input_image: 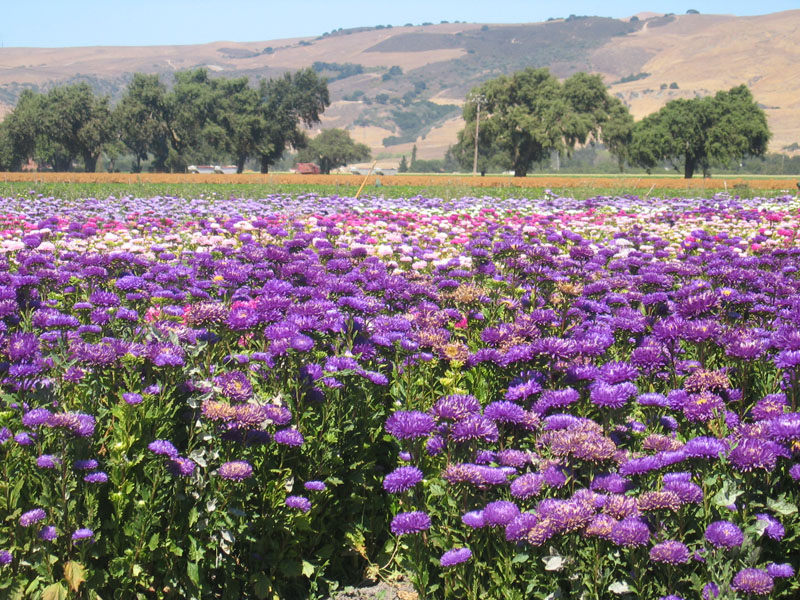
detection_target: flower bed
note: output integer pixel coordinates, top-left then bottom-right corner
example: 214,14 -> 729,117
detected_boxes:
0,191 -> 799,599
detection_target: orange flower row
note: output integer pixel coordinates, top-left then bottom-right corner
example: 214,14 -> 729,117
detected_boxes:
1,171 -> 796,192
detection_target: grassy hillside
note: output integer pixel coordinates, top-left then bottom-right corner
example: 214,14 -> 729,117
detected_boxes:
1,11 -> 799,159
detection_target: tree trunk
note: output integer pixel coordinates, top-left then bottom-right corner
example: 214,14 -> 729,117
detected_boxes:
83,153 -> 99,173
260,156 -> 269,174
683,158 -> 695,179
514,166 -> 527,177
236,155 -> 246,174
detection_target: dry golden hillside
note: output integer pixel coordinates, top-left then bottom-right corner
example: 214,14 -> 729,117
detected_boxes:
1,12 -> 798,158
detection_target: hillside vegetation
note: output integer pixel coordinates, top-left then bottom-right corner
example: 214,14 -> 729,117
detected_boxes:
1,11 -> 799,159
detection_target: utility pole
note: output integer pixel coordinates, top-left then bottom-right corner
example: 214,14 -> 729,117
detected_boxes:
469,93 -> 486,176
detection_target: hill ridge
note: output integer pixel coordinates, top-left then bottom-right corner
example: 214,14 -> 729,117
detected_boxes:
1,12 -> 799,160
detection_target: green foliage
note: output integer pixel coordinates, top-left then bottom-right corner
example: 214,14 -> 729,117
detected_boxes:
311,62 -> 365,82
2,84 -> 114,172
2,68 -> 329,174
257,68 -> 330,173
382,101 -> 460,146
296,129 -> 371,174
455,68 -> 631,176
612,72 -> 651,84
628,85 -> 771,178
114,73 -> 170,172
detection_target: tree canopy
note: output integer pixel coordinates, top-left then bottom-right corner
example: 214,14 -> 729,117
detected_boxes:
296,129 -> 370,174
627,85 -> 771,178
1,67 -> 329,173
455,68 -> 632,176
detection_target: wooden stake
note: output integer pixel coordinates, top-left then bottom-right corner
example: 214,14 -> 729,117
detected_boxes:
355,160 -> 378,198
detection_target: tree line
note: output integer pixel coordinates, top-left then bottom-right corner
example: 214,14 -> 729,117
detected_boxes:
452,68 -> 772,178
0,68 -> 330,173
0,65 -> 774,178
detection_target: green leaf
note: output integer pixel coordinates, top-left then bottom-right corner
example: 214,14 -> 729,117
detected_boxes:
187,562 -> 200,588
42,583 -> 68,600
252,573 -> 270,600
148,532 -> 160,551
766,498 -> 798,516
511,552 -> 529,564
63,561 -> 86,593
712,484 -> 742,507
301,560 -> 314,578
279,560 -> 302,578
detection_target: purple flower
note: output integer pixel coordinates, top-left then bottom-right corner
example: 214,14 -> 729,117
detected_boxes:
541,499 -> 594,533
590,382 -> 637,409
619,455 -> 662,476
505,379 -> 542,402
609,518 -> 650,547
38,526 -> 58,541
122,393 -> 143,405
729,438 -> 782,472
20,508 -> 46,527
702,582 -> 720,600
148,439 -> 179,458
705,520 -> 744,549
683,436 -> 727,459
304,480 -> 327,491
71,528 -> 94,544
534,388 -> 580,414
83,472 -> 108,483
649,540 -> 690,564
755,513 -> 785,540
0,550 -> 12,565
168,457 -> 197,477
769,413 -> 800,441
390,511 -> 431,535
214,371 -> 253,403
218,460 -> 253,481
439,547 -> 472,567
461,510 -> 486,528
510,472 -> 545,499
15,432 -> 34,446
766,563 -> 795,578
285,495 -> 312,513
483,501 -> 520,526
590,473 -> 630,494
274,428 -> 305,447
147,342 -> 185,367
483,401 -> 526,424
731,568 -> 773,596
383,466 -> 423,493
450,415 -> 499,443
583,514 -> 616,540
22,408 -> 52,427
505,513 -> 539,541
74,459 -> 99,471
385,411 -> 436,440
7,332 -> 40,362
431,394 -> 481,421
543,465 -> 568,488
37,454 -> 61,469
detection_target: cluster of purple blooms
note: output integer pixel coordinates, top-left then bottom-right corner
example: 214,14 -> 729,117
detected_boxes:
1,192 -> 800,597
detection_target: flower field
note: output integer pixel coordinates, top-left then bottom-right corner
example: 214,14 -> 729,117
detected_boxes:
1,189 -> 799,600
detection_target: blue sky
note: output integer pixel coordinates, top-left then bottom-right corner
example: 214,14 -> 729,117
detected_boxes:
2,1 -> 798,47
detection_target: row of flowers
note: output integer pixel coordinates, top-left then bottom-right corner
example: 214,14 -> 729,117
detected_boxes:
0,190 -> 798,599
